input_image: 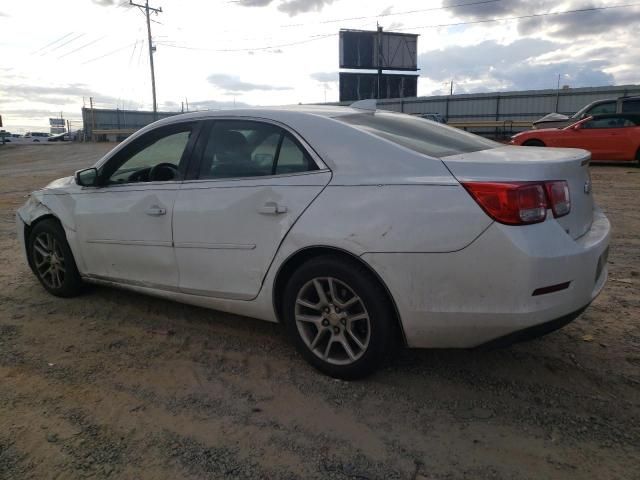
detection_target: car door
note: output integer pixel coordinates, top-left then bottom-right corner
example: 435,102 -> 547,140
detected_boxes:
172,118 -> 331,300
73,121 -> 200,287
580,116 -> 633,161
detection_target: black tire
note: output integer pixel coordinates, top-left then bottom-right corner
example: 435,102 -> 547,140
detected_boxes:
636,148 -> 640,167
282,255 -> 396,380
523,139 -> 546,147
27,218 -> 83,297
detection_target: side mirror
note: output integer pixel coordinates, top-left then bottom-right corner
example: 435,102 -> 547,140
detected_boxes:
572,122 -> 583,131
75,167 -> 98,187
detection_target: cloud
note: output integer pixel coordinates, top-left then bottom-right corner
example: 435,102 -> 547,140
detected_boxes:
235,0 -> 337,16
310,71 -> 338,83
207,74 -> 291,92
91,0 -> 132,8
1,108 -> 79,119
441,0 -> 553,18
518,5 -> 640,39
386,21 -> 403,31
235,0 -> 272,6
188,99 -> 252,110
278,0 -> 336,16
0,82 -> 136,109
418,38 -> 559,81
418,38 -> 616,92
442,0 -> 640,39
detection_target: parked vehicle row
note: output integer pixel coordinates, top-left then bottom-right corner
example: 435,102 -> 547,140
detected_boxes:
533,95 -> 640,129
511,113 -> 640,164
17,104 -> 610,378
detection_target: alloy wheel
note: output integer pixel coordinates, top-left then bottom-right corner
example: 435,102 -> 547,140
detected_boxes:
295,277 -> 371,365
32,232 -> 66,289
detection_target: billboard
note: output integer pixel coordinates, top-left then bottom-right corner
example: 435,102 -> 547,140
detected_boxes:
49,118 -> 65,127
339,73 -> 418,102
339,29 -> 418,71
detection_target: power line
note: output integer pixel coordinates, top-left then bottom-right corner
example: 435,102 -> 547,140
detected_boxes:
81,42 -> 138,64
280,0 -> 505,28
397,2 -> 640,31
155,33 -> 335,53
57,36 -> 107,59
41,33 -> 86,56
30,32 -> 76,55
158,1 -> 640,54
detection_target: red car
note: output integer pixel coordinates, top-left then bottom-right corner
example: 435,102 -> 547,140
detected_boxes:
511,113 -> 640,164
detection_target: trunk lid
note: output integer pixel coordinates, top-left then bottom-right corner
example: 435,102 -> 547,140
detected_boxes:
442,145 -> 594,239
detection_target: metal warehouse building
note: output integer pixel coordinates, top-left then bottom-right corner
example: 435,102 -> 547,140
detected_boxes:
82,84 -> 640,141
82,108 -> 181,141
337,84 -> 640,137
364,84 -> 640,120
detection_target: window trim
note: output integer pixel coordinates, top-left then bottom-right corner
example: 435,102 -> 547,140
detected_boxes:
186,117 -> 329,182
96,121 -> 202,187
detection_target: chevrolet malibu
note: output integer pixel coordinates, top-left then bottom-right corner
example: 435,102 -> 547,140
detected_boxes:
17,104 -> 610,379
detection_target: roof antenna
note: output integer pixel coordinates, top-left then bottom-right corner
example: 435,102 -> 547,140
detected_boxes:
350,99 -> 377,112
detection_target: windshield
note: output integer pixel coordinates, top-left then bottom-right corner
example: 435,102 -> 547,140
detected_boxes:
337,111 -> 498,158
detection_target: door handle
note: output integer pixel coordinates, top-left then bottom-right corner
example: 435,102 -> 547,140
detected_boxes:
145,206 -> 167,216
259,202 -> 287,215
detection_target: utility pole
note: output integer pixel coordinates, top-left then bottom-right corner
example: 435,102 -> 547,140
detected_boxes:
450,80 -> 454,96
555,73 -> 561,112
130,0 -> 162,119
89,96 -> 96,142
376,24 -> 383,100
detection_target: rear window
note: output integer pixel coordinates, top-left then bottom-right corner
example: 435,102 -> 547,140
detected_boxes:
336,111 -> 498,158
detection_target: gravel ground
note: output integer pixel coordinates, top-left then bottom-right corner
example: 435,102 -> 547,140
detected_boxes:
0,143 -> 639,480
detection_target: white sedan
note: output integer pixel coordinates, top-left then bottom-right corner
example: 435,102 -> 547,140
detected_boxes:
16,104 -> 610,378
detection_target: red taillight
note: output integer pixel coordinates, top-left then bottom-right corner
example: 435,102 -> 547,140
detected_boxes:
462,180 -> 571,226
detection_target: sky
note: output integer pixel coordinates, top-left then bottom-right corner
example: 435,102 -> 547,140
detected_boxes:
1,0 -> 640,132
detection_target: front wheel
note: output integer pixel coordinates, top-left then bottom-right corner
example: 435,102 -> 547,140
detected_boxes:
282,255 -> 396,379
28,219 -> 83,297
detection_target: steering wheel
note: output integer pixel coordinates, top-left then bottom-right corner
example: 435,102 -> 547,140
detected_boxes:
149,162 -> 178,181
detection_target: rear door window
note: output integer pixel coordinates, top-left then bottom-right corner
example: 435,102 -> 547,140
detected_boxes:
197,120 -> 318,179
622,100 -> 640,113
337,111 -> 497,158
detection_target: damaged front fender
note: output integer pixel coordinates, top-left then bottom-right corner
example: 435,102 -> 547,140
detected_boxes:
17,186 -> 77,232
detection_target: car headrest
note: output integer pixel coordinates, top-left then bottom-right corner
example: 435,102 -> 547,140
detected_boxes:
216,130 -> 247,152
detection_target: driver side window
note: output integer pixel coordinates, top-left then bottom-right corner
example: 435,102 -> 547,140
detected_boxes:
587,102 -> 616,116
107,126 -> 193,185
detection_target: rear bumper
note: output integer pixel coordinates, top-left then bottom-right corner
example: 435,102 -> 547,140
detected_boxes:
477,306 -> 587,349
362,208 -> 610,348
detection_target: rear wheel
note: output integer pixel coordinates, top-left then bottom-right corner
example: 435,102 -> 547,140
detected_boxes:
28,219 -> 83,297
523,139 -> 546,147
282,255 -> 395,379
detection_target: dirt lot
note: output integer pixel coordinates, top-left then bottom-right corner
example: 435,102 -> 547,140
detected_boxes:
0,143 -> 638,480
